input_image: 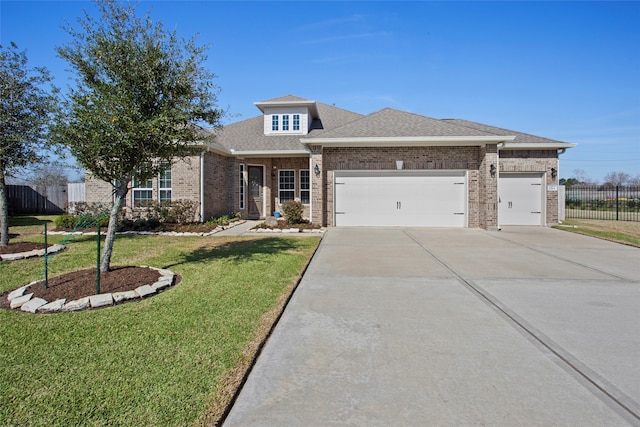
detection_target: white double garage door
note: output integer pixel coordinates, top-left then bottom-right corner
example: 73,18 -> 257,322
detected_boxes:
334,171 -> 543,227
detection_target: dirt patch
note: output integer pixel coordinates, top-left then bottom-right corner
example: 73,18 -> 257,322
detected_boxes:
0,266 -> 163,309
0,242 -> 54,255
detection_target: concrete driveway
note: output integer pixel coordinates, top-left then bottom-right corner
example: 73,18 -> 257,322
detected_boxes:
224,227 -> 640,426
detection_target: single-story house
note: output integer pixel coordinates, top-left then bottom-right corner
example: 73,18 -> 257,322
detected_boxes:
86,95 -> 576,228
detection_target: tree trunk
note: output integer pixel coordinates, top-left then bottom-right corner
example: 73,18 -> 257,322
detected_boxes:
0,173 -> 9,247
99,182 -> 129,272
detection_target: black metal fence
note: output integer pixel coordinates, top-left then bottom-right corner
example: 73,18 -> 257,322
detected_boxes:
565,185 -> 640,222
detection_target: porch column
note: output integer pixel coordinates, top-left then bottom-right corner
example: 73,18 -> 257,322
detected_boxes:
310,145 -> 324,226
480,144 -> 499,229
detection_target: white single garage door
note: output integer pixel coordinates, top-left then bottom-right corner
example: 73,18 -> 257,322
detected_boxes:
499,173 -> 544,225
334,171 -> 467,227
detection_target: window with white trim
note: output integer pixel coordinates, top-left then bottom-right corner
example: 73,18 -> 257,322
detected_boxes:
300,169 -> 310,204
278,170 -> 295,203
293,114 -> 300,131
271,115 -> 279,131
239,164 -> 245,210
159,163 -> 171,202
282,114 -> 289,131
132,176 -> 153,207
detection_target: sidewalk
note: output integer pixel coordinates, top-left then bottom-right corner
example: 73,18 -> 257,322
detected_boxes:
214,220 -> 262,236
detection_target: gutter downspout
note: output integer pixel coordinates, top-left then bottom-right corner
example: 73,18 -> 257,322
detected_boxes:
557,148 -> 566,223
557,148 -> 566,186
309,155 -> 313,225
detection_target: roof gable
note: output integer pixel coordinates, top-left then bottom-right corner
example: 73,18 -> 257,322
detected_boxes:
256,95 -> 311,103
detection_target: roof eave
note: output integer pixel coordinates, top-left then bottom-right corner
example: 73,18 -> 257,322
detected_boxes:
499,142 -> 577,150
190,140 -> 233,156
254,100 -> 320,118
229,149 -> 311,158
300,136 -> 516,147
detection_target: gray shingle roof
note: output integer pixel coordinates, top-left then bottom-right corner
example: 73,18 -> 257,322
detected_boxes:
441,119 -> 568,145
211,101 -> 364,152
310,108 -> 498,139
256,94 -> 311,103
207,96 -> 570,152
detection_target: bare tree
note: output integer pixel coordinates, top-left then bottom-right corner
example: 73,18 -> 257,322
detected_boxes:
570,169 -> 596,186
29,163 -> 69,187
603,171 -> 632,186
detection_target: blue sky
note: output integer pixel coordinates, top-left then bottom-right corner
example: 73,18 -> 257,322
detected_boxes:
2,1 -> 639,183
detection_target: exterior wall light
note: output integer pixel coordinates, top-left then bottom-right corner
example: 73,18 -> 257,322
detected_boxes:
490,164 -> 496,177
551,167 -> 557,179
314,163 -> 320,176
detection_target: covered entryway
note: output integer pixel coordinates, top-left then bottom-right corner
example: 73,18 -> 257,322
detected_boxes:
499,173 -> 544,225
334,171 -> 467,227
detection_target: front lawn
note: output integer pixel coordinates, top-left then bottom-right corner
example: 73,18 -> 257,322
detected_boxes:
0,221 -> 320,426
555,219 -> 640,248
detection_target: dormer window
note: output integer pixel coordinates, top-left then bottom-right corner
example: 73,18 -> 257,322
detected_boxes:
257,98 -> 318,135
269,113 -> 301,134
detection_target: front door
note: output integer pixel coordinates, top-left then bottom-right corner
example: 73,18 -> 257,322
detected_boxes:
248,166 -> 264,219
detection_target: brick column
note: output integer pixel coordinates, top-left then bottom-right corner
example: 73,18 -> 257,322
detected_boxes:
480,144 -> 499,229
310,145 -> 324,226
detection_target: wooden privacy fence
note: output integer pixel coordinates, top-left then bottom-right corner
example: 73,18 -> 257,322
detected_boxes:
7,185 -> 66,214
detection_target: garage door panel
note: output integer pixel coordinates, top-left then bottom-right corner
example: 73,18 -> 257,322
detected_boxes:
499,174 -> 543,226
335,172 -> 466,227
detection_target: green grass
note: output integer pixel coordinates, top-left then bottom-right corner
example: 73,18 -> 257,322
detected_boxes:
555,219 -> 640,248
1,220 -> 320,426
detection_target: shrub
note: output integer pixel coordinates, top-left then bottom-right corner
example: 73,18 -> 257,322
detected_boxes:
205,212 -> 240,227
281,200 -> 304,226
55,213 -> 77,229
55,204 -> 111,230
165,200 -> 199,224
132,199 -> 199,224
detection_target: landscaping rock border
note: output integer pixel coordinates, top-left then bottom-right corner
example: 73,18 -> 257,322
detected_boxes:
0,244 -> 66,261
251,228 -> 325,234
5,266 -> 176,314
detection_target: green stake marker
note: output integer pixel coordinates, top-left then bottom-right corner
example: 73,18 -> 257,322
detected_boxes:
96,225 -> 101,295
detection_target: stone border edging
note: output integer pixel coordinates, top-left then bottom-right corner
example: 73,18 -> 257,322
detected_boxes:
251,228 -> 325,234
0,244 -> 66,261
5,266 -> 176,314
46,219 -> 248,237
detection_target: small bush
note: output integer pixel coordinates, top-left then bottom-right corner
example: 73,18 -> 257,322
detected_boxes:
55,213 -> 77,229
55,204 -> 111,230
281,200 -> 304,225
129,200 -> 199,224
205,212 -> 240,227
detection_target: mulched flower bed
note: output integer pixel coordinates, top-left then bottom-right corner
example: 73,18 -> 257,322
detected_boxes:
0,266 -> 162,310
0,242 -> 54,255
